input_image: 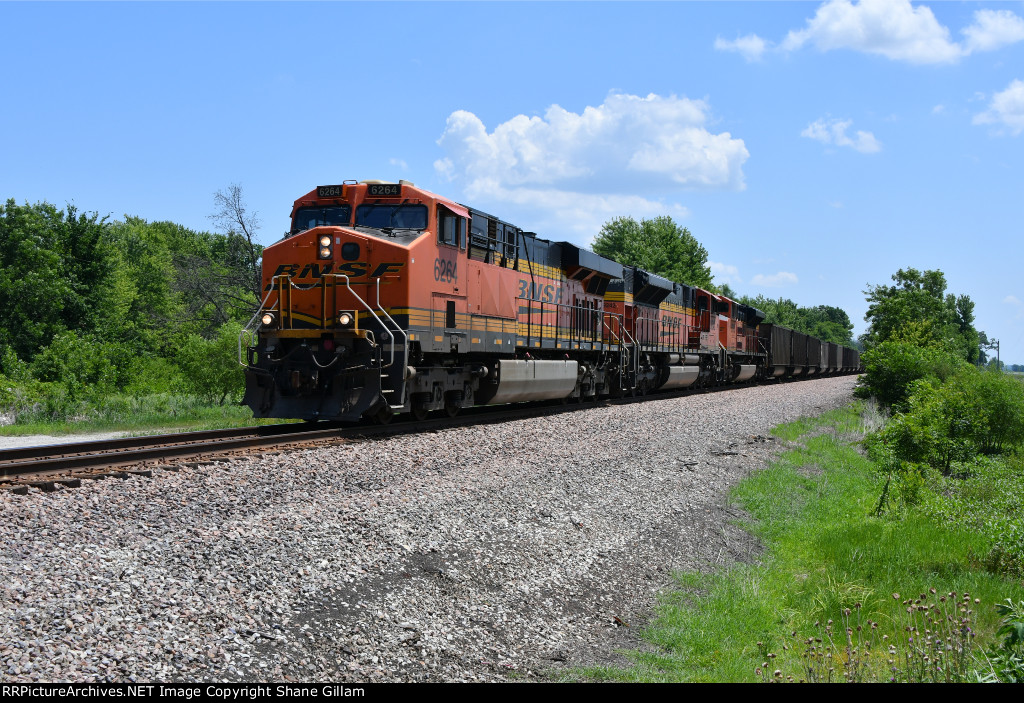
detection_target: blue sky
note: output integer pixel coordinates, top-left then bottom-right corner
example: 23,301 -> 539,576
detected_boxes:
2,1 -> 1023,362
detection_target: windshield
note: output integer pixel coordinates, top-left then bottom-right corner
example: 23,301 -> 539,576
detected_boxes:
292,205 -> 351,233
355,204 -> 427,230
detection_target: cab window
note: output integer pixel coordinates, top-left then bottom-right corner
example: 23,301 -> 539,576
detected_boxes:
292,205 -> 351,233
438,209 -> 466,249
355,204 -> 427,230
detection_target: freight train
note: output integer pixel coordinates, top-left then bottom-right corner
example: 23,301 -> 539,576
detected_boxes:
240,180 -> 860,423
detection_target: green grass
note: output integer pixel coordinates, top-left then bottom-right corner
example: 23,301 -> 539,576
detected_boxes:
0,393 -> 292,437
576,402 -> 1024,682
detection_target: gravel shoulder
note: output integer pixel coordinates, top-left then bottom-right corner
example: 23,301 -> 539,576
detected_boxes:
0,376 -> 857,682
0,432 -> 130,451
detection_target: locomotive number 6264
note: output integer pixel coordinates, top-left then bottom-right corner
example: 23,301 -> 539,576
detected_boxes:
433,257 -> 457,283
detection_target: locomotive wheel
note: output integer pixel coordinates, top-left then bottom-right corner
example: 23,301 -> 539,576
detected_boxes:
410,406 -> 430,421
373,406 -> 394,425
444,401 -> 461,418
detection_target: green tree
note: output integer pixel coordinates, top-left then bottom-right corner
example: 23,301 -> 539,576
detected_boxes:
0,200 -> 115,359
592,215 -> 713,289
861,268 -> 979,362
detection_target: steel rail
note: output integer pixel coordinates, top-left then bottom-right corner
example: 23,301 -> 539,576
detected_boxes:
0,423 -> 324,470
0,374 -> 854,490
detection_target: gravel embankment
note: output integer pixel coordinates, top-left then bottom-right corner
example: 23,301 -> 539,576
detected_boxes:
0,376 -> 857,682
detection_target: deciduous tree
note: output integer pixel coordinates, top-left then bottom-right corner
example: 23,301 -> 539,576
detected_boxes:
861,268 -> 979,362
592,216 -> 713,290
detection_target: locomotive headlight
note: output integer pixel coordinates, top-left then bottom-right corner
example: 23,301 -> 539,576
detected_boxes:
318,235 -> 333,260
338,311 -> 354,327
261,312 -> 276,327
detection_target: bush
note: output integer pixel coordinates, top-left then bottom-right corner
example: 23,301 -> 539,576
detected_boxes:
28,331 -> 139,400
968,369 -> 1024,453
869,366 -> 1024,477
121,356 -> 187,396
174,321 -> 245,404
856,339 -> 966,411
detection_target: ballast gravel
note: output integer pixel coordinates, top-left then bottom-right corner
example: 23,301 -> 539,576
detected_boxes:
0,375 -> 857,682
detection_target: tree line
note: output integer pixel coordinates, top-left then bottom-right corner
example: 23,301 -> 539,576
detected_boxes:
0,194 -> 261,420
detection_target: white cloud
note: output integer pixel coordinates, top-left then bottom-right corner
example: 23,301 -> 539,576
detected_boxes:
714,34 -> 769,61
709,261 -> 743,285
932,104 -> 945,114
973,79 -> 1024,136
750,271 -> 799,287
435,93 -> 749,239
389,158 -> 409,171
801,118 -> 882,153
781,0 -> 961,64
723,0 -> 1024,65
962,9 -> 1024,53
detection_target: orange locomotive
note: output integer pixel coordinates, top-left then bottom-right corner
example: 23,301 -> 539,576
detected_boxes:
241,180 -> 855,423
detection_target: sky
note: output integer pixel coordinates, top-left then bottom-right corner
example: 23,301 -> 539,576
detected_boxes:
2,1 -> 1023,363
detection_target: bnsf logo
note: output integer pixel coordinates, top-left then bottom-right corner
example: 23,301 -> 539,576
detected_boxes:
265,262 -> 404,289
518,280 -> 562,303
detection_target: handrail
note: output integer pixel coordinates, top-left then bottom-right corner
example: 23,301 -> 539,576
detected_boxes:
619,324 -> 639,379
600,312 -> 623,346
238,285 -> 278,367
373,277 -> 408,378
240,273 -> 407,370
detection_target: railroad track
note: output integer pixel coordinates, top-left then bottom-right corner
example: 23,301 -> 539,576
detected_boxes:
0,375 -> 847,494
0,402 -> 571,492
0,421 -> 411,489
